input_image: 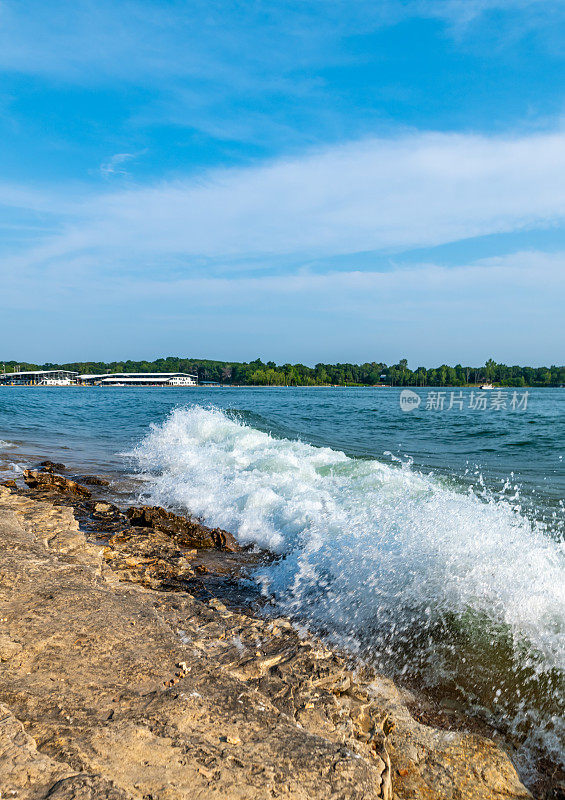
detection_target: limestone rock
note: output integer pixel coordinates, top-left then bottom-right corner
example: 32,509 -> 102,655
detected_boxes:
38,460 -> 66,472
23,469 -> 91,498
127,504 -> 240,551
79,475 -> 111,487
0,701 -> 74,798
0,486 -> 535,800
41,774 -> 133,799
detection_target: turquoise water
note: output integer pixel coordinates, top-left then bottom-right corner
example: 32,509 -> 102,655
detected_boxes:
1,386 -> 564,766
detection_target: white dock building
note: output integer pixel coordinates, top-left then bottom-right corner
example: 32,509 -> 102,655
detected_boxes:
78,372 -> 198,386
0,370 -> 198,387
0,370 -> 78,386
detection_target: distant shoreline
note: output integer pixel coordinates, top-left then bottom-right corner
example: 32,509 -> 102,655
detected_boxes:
0,382 -> 560,389
2,357 -> 563,389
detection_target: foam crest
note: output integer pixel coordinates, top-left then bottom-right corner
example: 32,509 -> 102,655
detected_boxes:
132,405 -> 565,763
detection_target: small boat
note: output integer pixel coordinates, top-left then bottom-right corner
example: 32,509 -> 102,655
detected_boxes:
480,383 -> 494,390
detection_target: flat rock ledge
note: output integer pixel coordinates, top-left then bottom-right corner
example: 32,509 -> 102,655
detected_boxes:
0,486 -> 532,800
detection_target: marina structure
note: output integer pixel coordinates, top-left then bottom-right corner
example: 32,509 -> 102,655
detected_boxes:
0,370 -> 78,386
0,371 -> 198,386
78,372 -> 198,386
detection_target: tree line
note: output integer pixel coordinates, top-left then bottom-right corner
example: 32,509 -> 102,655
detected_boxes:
2,357 -> 564,386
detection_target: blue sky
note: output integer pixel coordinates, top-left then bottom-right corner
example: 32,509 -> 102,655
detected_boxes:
1,0 -> 564,366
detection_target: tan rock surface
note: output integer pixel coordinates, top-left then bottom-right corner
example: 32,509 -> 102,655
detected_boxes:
0,486 -> 532,799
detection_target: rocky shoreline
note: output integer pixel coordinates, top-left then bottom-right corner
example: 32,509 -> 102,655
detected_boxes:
0,462 -> 554,799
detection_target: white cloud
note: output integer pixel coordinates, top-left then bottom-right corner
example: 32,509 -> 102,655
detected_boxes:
2,247 -> 563,364
125,249 -> 565,308
100,152 -> 138,178
2,127 -> 565,365
0,0 -> 560,84
7,129 -> 565,272
418,0 -> 551,25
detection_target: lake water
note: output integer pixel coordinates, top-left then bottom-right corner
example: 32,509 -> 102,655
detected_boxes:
1,386 -> 563,768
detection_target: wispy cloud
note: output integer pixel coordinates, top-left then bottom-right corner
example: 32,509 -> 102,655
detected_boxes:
1,0 -> 563,170
0,0 -> 561,84
419,0 -> 553,25
100,152 -> 136,178
1,126 -> 564,363
1,1 -> 563,362
100,151 -> 146,179
7,129 -> 565,275
3,246 -> 563,364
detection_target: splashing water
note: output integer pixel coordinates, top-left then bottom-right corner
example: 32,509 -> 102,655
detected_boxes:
132,405 -> 565,765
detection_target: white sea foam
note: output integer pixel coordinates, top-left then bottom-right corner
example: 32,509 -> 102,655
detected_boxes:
132,405 -> 565,763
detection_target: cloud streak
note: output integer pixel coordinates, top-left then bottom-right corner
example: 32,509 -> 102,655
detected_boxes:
0,0 -> 561,84
2,126 -> 564,364
1,1 -> 564,363
6,129 -> 565,275
100,152 -> 139,178
3,247 -> 563,364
